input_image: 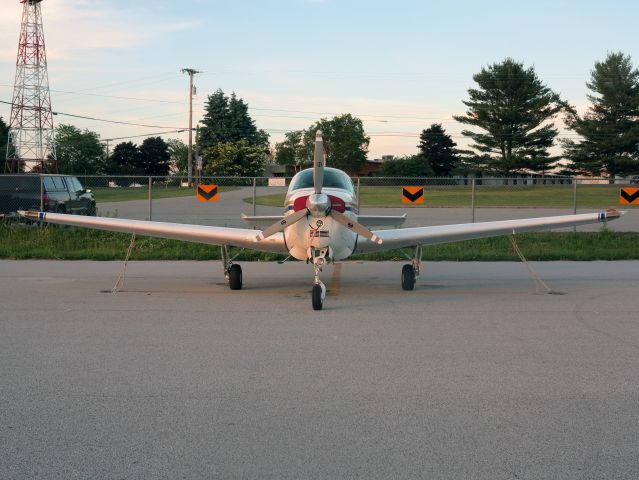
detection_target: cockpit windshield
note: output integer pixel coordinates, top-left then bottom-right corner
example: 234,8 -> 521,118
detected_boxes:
289,168 -> 355,193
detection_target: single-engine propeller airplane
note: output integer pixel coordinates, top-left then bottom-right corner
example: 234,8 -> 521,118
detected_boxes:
20,131 -> 624,310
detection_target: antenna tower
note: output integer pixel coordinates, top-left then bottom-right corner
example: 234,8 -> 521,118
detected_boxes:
5,0 -> 57,173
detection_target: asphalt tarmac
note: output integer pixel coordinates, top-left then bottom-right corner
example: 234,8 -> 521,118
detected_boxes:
2,260 -> 639,479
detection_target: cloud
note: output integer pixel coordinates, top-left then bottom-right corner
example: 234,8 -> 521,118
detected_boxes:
0,0 -> 199,62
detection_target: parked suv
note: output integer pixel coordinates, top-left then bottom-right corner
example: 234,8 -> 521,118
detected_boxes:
0,174 -> 96,216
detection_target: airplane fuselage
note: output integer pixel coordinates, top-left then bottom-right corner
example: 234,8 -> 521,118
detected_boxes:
283,187 -> 358,261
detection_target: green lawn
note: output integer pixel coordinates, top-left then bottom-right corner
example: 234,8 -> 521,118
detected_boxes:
1,222 -> 637,261
92,185 -> 236,203
249,184 -> 633,208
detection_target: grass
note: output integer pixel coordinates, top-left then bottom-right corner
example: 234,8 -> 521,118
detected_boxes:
91,185 -> 237,203
1,221 -> 637,261
249,184 -> 634,208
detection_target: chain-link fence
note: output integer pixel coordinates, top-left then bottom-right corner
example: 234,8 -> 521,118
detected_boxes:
1,174 -> 637,231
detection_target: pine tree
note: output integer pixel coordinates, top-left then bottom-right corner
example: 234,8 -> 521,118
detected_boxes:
564,52 -> 639,178
199,89 -> 230,149
454,58 -> 565,176
199,89 -> 269,150
418,124 -> 458,176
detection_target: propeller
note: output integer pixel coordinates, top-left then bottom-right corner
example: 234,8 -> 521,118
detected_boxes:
256,130 -> 382,245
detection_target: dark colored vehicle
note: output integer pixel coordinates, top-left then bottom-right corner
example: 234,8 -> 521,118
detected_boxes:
0,174 -> 96,216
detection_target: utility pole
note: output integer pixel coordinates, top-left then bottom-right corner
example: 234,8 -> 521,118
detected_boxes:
181,68 -> 200,186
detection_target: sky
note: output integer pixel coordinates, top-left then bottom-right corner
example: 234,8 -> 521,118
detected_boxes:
0,0 -> 637,159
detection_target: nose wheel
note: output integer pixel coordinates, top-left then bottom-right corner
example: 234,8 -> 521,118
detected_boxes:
312,282 -> 326,310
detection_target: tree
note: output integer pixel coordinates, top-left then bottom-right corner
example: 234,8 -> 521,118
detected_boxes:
275,130 -> 305,169
379,155 -> 435,177
107,141 -> 141,175
0,116 -> 9,162
53,124 -> 104,174
301,114 -> 370,174
166,138 -> 188,174
563,52 -> 639,178
199,89 -> 229,148
201,140 -> 265,177
199,89 -> 269,150
418,124 -> 459,176
138,137 -> 171,176
454,58 -> 566,176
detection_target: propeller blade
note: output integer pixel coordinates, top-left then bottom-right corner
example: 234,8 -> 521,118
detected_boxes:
313,130 -> 324,195
255,208 -> 309,241
329,210 -> 383,245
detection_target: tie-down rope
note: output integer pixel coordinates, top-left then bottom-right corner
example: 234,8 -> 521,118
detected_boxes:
510,233 -> 558,295
111,233 -> 137,293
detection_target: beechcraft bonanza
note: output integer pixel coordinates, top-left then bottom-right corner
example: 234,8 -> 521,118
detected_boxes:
20,131 -> 624,310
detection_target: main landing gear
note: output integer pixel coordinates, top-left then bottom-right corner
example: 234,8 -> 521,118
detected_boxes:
401,245 -> 422,291
222,245 -> 243,290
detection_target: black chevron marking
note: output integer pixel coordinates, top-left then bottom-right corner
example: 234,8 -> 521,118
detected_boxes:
197,186 -> 218,200
402,188 -> 424,203
620,188 -> 639,204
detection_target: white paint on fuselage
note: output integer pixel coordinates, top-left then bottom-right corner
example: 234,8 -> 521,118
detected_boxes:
283,187 -> 358,261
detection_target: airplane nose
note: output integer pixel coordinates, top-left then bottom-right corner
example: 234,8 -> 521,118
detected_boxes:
306,193 -> 330,218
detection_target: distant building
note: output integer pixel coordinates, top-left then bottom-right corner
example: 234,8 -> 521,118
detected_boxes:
354,155 -> 393,177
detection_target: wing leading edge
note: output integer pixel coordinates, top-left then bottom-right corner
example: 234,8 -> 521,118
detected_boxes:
354,209 -> 625,254
19,211 -> 288,254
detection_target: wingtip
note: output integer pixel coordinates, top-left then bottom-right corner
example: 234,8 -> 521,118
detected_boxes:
18,210 -> 40,221
605,208 -> 624,219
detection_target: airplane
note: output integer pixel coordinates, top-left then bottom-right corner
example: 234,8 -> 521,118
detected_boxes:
20,131 -> 624,310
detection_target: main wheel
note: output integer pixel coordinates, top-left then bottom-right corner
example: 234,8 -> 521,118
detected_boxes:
401,264 -> 416,291
228,264 -> 242,290
312,284 -> 323,310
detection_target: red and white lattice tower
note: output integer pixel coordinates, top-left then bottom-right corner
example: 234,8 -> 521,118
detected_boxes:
5,0 -> 56,173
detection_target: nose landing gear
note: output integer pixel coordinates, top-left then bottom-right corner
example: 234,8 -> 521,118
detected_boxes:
309,247 -> 329,310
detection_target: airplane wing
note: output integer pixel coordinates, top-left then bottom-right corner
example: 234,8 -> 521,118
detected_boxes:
353,209 -> 624,254
19,211 -> 288,254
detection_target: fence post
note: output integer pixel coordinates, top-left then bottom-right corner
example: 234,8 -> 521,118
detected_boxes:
356,177 -> 361,214
573,177 -> 577,233
252,177 -> 257,216
40,174 -> 44,212
471,178 -> 476,223
148,176 -> 152,221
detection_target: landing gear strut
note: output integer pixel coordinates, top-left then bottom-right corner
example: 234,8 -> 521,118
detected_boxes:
401,245 -> 421,291
222,245 -> 243,290
310,247 -> 328,310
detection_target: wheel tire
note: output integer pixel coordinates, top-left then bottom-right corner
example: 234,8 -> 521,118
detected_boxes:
401,264 -> 415,291
312,284 -> 323,310
87,203 -> 96,216
228,264 -> 242,290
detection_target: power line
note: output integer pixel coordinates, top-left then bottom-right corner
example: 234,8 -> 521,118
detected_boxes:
0,100 -> 187,129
